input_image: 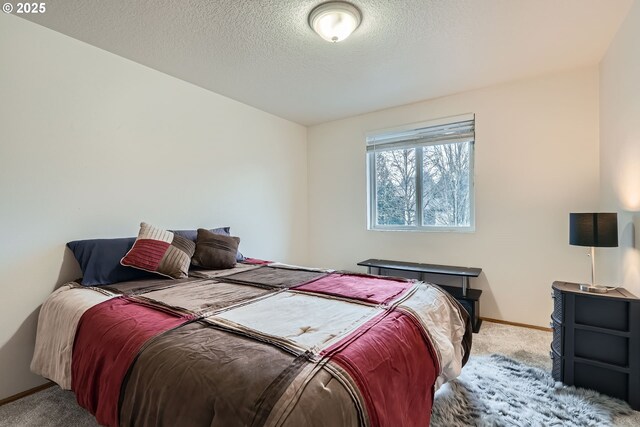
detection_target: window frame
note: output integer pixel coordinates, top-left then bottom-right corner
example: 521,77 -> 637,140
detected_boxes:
366,115 -> 476,232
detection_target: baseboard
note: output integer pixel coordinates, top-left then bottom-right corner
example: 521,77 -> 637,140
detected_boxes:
0,381 -> 54,407
481,317 -> 552,332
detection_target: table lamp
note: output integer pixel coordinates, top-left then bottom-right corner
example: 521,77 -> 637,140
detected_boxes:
569,212 -> 618,293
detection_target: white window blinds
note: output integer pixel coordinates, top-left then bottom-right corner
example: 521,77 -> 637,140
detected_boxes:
366,114 -> 475,152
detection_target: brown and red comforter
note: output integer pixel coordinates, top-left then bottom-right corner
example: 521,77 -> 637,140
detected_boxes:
31,262 -> 471,426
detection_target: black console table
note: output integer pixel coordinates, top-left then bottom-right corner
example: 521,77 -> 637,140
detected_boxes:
551,281 -> 639,410
357,259 -> 483,332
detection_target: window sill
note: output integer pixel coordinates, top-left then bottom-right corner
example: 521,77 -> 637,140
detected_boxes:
367,226 -> 476,233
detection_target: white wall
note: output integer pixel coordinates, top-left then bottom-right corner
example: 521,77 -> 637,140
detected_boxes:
308,68 -> 600,328
599,0 -> 640,297
0,14 -> 307,400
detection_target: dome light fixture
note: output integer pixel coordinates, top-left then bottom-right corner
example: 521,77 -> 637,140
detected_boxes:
309,1 -> 362,43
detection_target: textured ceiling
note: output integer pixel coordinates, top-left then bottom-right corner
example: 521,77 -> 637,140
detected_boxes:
19,0 -> 632,125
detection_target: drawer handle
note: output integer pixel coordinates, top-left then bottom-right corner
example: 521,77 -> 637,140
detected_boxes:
549,351 -> 554,360
551,291 -> 555,299
549,321 -> 554,328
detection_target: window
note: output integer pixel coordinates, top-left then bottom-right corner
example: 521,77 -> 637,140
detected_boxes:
366,114 -> 475,231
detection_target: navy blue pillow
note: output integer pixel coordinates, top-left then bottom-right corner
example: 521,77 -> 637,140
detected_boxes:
173,227 -> 245,262
172,227 -> 230,242
67,238 -> 156,286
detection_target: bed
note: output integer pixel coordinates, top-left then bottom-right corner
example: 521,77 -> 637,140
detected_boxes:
31,260 -> 471,426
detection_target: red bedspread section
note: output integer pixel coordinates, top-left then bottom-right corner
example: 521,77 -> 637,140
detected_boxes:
327,311 -> 439,427
242,258 -> 272,265
71,297 -> 192,427
294,273 -> 413,304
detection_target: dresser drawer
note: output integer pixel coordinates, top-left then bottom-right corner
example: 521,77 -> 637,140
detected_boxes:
550,346 -> 562,381
552,288 -> 563,321
550,317 -> 563,354
574,329 -> 629,366
575,295 -> 629,331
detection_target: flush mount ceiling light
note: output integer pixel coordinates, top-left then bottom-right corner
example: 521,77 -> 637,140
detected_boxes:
309,1 -> 362,43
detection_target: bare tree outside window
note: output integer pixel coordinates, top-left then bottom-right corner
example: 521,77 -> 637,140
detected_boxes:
368,115 -> 474,231
375,148 -> 416,226
423,141 -> 471,227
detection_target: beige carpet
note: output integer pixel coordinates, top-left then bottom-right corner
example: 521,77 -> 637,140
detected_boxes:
472,320 -> 640,427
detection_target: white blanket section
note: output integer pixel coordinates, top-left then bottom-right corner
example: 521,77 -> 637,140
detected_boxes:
210,291 -> 384,354
30,284 -> 115,389
399,284 -> 467,389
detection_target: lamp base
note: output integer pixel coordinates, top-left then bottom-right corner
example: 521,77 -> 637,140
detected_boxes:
579,284 -> 610,294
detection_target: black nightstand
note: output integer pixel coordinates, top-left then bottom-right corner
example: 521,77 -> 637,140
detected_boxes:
551,281 -> 640,410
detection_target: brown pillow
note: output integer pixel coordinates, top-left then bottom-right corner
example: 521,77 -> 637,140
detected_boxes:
191,228 -> 240,269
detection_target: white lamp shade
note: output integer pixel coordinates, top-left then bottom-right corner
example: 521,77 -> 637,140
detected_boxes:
309,2 -> 361,43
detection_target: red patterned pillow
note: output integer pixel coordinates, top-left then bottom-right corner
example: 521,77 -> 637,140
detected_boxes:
121,222 -> 196,279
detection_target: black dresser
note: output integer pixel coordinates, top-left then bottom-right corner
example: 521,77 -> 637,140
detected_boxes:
551,281 -> 640,410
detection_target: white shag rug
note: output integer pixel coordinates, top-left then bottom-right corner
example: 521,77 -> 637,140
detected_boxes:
431,354 -> 633,427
